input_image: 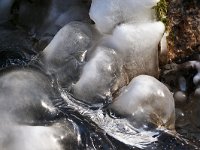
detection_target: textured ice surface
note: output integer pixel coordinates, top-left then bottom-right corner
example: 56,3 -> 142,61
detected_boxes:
102,22 -> 165,79
41,22 -> 94,88
90,0 -> 158,33
42,22 -> 92,70
72,46 -> 123,103
110,75 -> 175,129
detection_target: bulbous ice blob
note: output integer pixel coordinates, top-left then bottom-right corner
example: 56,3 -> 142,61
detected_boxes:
89,0 -> 158,33
72,46 -> 123,103
102,22 -> 165,80
42,22 -> 92,69
0,120 -> 78,150
0,68 -> 59,123
110,75 -> 175,129
41,22 -> 96,88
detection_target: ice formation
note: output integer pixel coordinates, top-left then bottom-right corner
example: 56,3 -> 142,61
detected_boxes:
71,0 -> 165,104
36,0 -> 171,131
0,0 -> 180,148
89,0 -> 158,33
110,75 -> 175,129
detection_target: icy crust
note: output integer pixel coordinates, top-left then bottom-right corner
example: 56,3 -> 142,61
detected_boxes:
103,22 -> 165,79
110,75 -> 175,129
89,0 -> 159,33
